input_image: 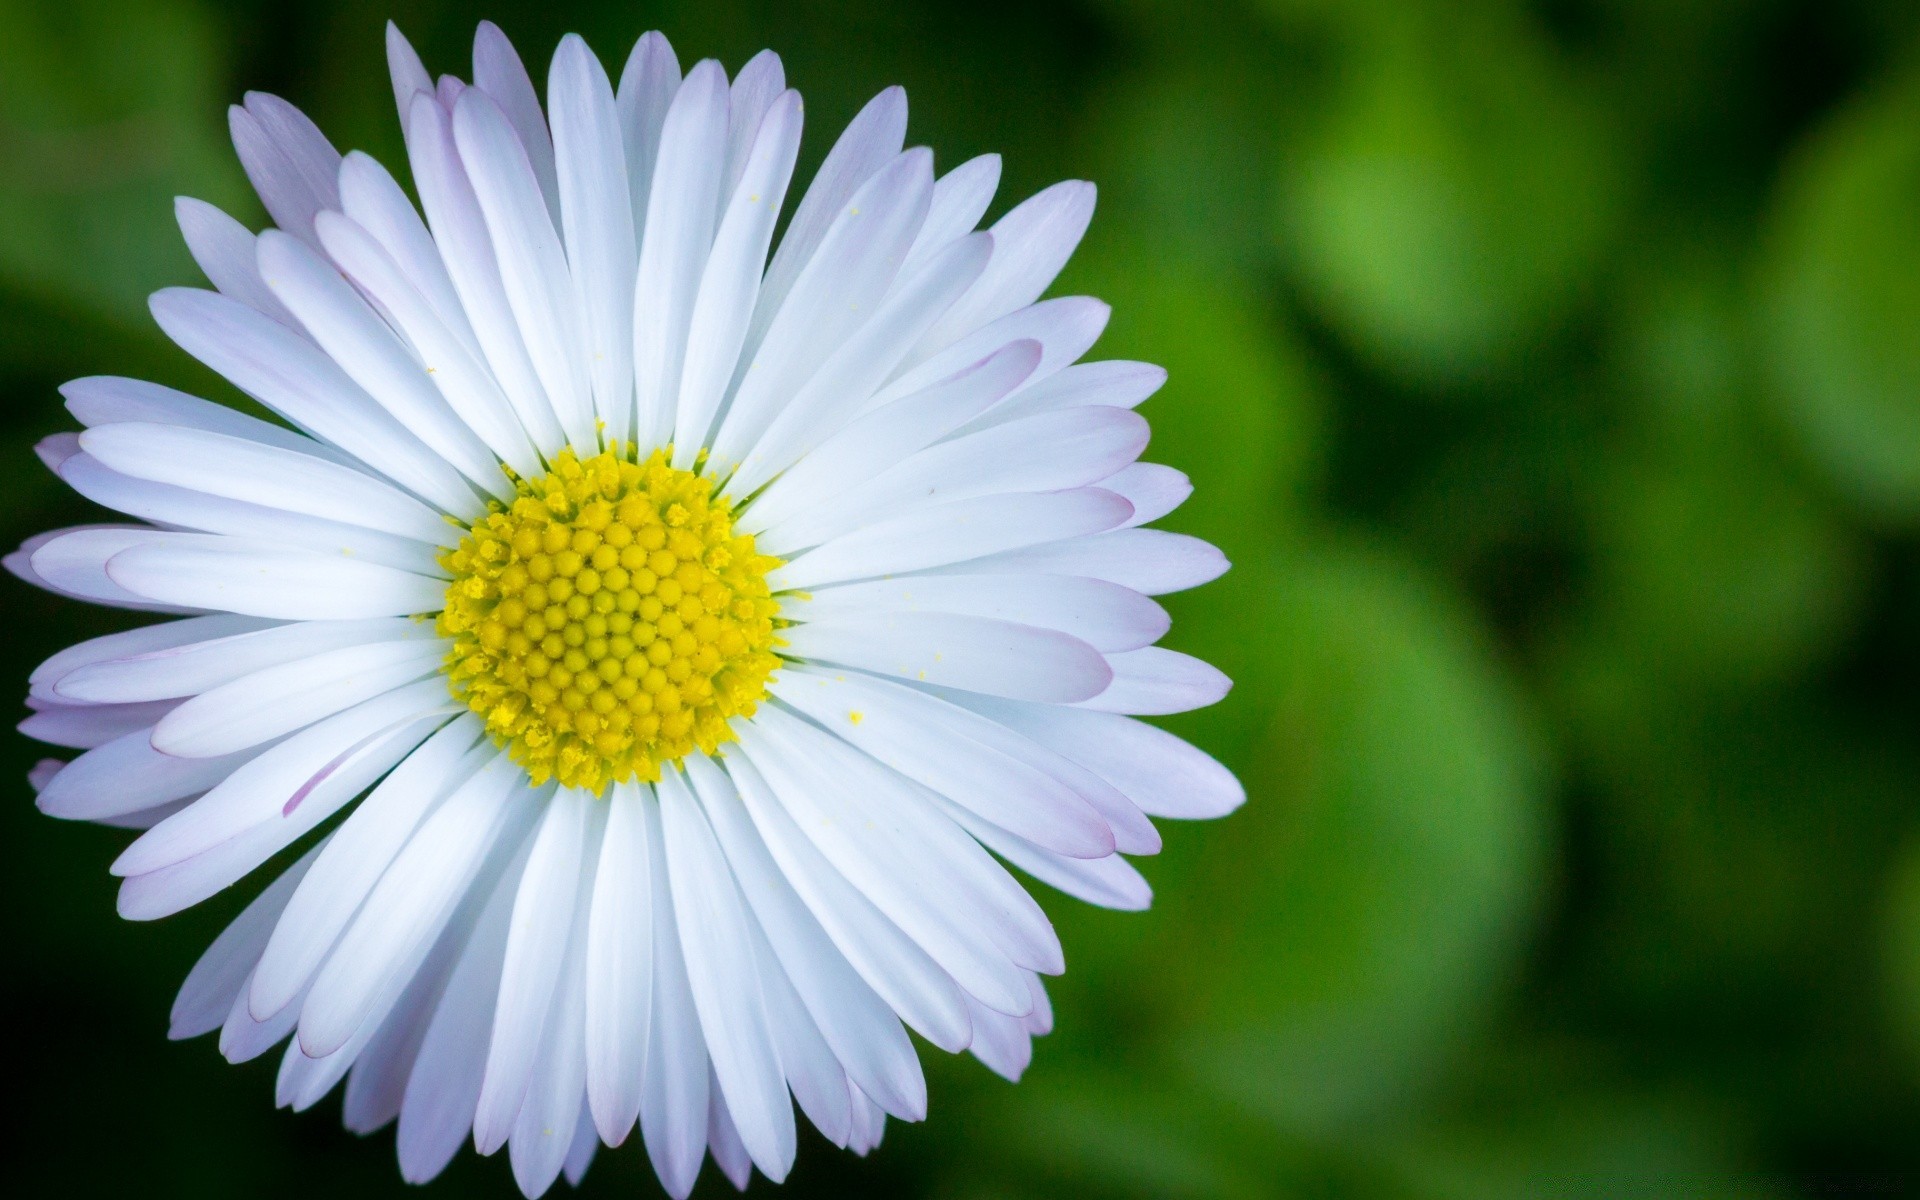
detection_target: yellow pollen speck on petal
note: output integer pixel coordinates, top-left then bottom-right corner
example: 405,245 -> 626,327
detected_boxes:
848,710 -> 864,725
438,445 -> 784,793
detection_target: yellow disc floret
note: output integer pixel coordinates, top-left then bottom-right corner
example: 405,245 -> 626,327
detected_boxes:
438,446 -> 783,793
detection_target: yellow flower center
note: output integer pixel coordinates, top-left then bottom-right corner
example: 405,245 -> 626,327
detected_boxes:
437,446 -> 782,793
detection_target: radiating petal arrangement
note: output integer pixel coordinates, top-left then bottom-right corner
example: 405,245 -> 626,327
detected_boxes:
11,19 -> 1240,1198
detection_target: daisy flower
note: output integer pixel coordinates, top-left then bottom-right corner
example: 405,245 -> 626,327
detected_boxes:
13,19 -> 1240,1198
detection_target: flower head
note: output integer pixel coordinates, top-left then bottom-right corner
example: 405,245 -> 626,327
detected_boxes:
13,19 -> 1240,1198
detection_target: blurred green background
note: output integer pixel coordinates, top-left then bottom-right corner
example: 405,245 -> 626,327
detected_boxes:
3,0 -> 1918,1194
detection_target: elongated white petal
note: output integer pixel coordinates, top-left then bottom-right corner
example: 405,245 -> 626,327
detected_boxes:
256,231 -> 502,491
35,726 -> 256,821
903,153 -> 1001,272
474,786 -> 591,1154
631,59 -> 730,450
32,614 -> 271,703
176,197 -> 301,328
106,535 -> 445,619
385,21 -> 431,135
171,842 -> 322,1040
670,90 -> 803,465
660,769 -> 796,1180
739,338 -> 1038,534
614,32 -> 681,239
300,754 -> 539,1058
783,612 -> 1111,703
21,698 -> 179,749
149,287 -> 478,514
56,617 -> 429,704
959,527 -> 1229,595
772,666 -> 1114,859
638,788 -> 710,1200
406,91 -> 567,452
230,92 -> 341,247
879,294 -> 1109,407
758,405 -> 1149,553
473,20 -> 560,218
743,86 -> 907,363
252,720 -> 487,1018
550,34 -> 638,445
1104,463 -> 1194,528
771,488 -> 1133,591
17,527 -> 193,612
114,680 -> 454,874
914,180 -> 1096,357
800,573 -> 1167,654
152,638 -> 447,758
60,376 -> 355,466
338,151 -> 479,356
584,780 -> 654,1146
687,755 -> 929,1115
965,359 -> 1167,430
455,89 -> 595,448
707,148 -> 934,473
81,422 -> 449,542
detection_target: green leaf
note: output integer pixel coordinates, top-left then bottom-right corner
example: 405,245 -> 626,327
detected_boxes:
1761,61 -> 1920,519
1164,540 -> 1549,1135
1273,5 -> 1625,384
0,0 -> 247,333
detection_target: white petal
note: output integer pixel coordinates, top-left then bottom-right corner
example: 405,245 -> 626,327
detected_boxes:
781,612 -> 1111,703
723,52 -> 786,204
32,614 -> 271,702
35,726 -> 254,821
81,422 -> 450,542
707,148 -> 934,473
913,180 -> 1096,357
743,87 -> 907,365
758,406 -> 1149,553
509,801 -> 602,1199
562,1101 -> 599,1186
17,526 -> 192,612
879,294 -> 1109,407
300,754 -> 540,1058
669,89 -> 803,465
722,228 -> 993,496
739,338 -> 1038,533
170,842 -> 321,1040
406,92 -> 568,453
963,992 -> 1034,1082
117,718 -> 436,921
939,800 -> 1151,912
316,210 -> 542,477
150,638 -> 446,757
113,680 -> 454,875
1103,463 -> 1194,528
630,60 -> 730,451
903,153 -> 1001,273
799,573 -> 1167,654
256,232 -> 501,491
659,769 -> 796,1181
58,454 -> 439,574
959,527 -> 1229,595
229,92 -> 341,247
749,923 -> 852,1148
706,1073 -> 753,1190
686,755 -> 928,1119
614,32 -> 682,239
723,753 -> 972,1054
385,22 -> 432,137
968,359 -> 1167,430
148,287 -> 478,515
19,698 -> 178,749
584,780 -> 655,1146
252,719 -> 487,1019
638,787 -> 711,1200
769,488 -> 1133,592
397,838 -> 526,1184
60,375 -> 356,466
737,710 -> 1046,1013
771,666 -> 1114,859
56,616 -> 430,704
474,786 -> 592,1154
966,700 -> 1245,820
550,34 -> 638,445
1077,646 -> 1232,715
454,89 -> 595,449
175,197 -> 302,328
105,534 -> 445,619
473,20 -> 560,218
337,151 -> 481,361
